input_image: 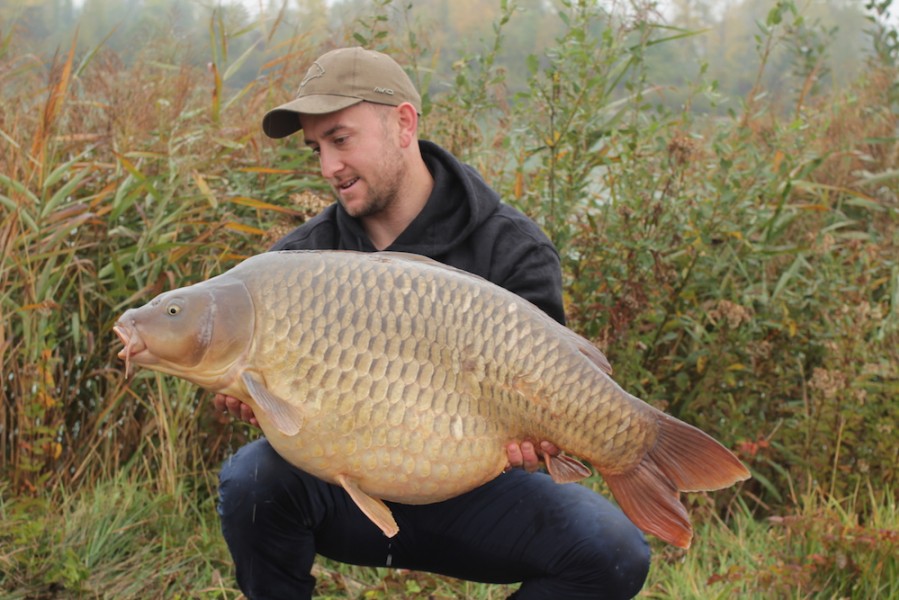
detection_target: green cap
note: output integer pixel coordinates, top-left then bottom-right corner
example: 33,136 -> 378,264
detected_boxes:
262,47 -> 422,139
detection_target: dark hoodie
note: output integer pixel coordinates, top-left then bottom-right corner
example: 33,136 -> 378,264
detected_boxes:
270,139 -> 565,325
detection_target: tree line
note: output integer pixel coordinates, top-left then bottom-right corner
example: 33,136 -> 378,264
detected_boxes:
1,0 -> 881,113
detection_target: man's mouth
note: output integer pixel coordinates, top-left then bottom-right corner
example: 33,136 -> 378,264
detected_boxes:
337,177 -> 359,191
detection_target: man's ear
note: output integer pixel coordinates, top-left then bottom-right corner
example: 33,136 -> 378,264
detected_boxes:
395,102 -> 419,148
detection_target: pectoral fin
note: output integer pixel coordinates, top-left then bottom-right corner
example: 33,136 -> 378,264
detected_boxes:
545,452 -> 593,483
241,371 -> 303,436
335,474 -> 399,538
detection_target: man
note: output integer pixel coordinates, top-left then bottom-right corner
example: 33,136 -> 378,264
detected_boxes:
215,46 -> 650,599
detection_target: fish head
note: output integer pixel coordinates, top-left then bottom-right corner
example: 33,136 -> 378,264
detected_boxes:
113,276 -> 254,387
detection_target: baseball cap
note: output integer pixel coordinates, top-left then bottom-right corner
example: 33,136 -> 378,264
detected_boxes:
262,47 -> 422,139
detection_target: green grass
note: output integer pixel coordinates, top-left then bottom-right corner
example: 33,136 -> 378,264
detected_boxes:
644,490 -> 899,599
0,475 -> 236,599
2,475 -> 895,599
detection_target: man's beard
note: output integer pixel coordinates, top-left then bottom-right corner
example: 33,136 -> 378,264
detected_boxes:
339,144 -> 406,220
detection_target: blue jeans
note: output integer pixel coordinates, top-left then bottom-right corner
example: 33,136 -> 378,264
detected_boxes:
218,438 -> 650,599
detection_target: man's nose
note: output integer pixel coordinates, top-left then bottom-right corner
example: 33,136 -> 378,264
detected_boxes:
318,147 -> 343,179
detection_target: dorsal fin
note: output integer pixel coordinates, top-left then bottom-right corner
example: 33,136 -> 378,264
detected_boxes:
370,251 -> 487,281
576,338 -> 613,375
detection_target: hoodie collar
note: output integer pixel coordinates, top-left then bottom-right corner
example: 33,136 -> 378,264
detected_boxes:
334,140 -> 500,255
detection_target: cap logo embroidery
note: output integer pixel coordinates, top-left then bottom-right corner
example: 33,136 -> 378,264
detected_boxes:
374,87 -> 395,95
299,62 -> 325,91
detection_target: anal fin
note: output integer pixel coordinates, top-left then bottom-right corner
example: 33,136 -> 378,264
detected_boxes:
241,371 -> 303,436
336,474 -> 399,538
545,452 -> 593,483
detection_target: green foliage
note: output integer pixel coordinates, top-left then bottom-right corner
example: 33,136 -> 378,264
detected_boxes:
643,490 -> 898,598
867,0 -> 899,66
505,0 -> 677,249
432,0 -> 899,520
557,43 -> 899,511
0,11 -> 321,494
415,0 -> 899,545
0,476 -> 236,598
2,479 -> 895,598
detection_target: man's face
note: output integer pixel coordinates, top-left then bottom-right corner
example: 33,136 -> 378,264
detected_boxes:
300,103 -> 406,219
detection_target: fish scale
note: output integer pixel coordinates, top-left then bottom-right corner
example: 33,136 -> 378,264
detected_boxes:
255,250 -> 648,485
114,249 -> 750,547
258,254 -> 495,488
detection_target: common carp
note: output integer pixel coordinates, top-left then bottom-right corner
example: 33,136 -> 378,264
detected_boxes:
113,250 -> 749,548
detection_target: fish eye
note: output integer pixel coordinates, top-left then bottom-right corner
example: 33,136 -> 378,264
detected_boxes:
166,303 -> 182,316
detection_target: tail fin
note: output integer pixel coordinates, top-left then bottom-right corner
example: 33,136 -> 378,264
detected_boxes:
603,412 -> 750,548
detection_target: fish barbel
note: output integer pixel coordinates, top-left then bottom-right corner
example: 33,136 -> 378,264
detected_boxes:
113,250 -> 749,548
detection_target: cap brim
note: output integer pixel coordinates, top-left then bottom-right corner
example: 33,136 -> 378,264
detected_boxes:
262,95 -> 364,138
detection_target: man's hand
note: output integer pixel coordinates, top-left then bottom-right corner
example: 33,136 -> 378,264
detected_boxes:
505,440 -> 560,473
214,394 -> 258,427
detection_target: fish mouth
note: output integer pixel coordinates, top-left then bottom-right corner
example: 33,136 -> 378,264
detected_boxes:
113,321 -> 148,378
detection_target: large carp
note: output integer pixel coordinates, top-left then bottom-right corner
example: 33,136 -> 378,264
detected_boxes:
114,250 -> 749,548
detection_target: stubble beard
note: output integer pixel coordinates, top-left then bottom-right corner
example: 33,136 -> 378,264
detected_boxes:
340,142 -> 407,220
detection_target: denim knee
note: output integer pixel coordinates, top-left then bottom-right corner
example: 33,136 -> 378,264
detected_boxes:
218,439 -> 320,599
220,438 -> 285,488
611,527 -> 650,598
218,438 -> 299,526
581,520 -> 650,599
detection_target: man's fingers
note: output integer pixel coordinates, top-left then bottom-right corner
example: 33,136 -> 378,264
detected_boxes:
240,403 -> 258,426
505,442 -> 524,470
540,441 -> 560,456
519,441 -> 541,472
212,394 -> 258,426
224,395 -> 242,414
505,441 -> 562,473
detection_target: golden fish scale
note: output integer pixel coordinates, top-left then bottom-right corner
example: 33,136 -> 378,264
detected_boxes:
234,252 -> 656,502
